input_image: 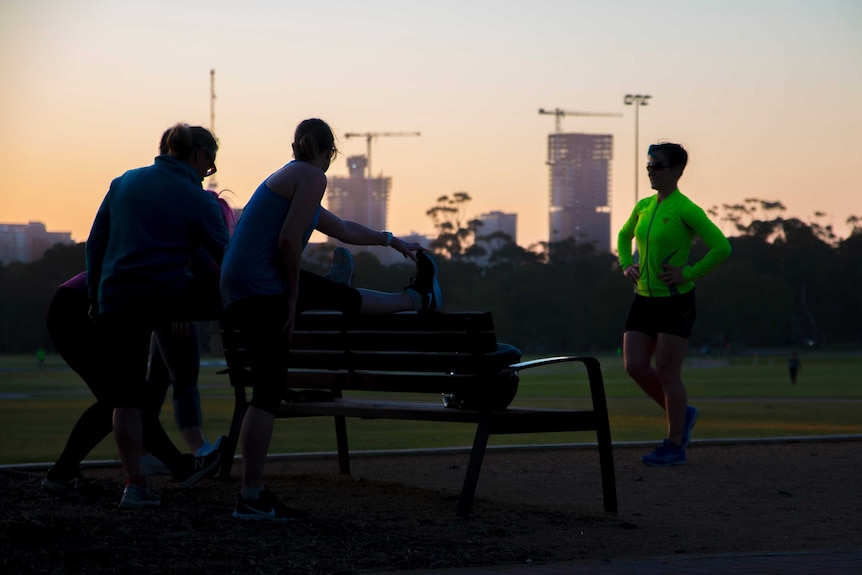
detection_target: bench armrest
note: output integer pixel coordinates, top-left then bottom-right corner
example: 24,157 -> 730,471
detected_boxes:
507,355 -> 600,372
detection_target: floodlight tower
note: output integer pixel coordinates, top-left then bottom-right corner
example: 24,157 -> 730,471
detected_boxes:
623,94 -> 652,204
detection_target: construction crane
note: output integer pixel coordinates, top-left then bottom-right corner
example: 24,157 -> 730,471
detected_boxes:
343,132 -> 421,179
208,69 -> 218,190
538,107 -> 622,133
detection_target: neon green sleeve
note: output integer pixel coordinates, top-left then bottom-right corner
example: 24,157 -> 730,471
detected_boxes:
681,203 -> 731,281
617,205 -> 638,271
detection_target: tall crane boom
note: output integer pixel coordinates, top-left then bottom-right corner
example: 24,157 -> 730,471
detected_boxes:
538,107 -> 622,133
208,69 -> 218,190
343,131 -> 421,178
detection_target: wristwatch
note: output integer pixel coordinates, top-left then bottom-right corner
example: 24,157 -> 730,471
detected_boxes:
382,231 -> 393,246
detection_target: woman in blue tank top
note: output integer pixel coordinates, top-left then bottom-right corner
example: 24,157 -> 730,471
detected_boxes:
220,118 -> 443,521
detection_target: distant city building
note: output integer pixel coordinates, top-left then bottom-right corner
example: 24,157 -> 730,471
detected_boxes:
474,211 -> 517,265
547,133 -> 613,252
0,221 -> 74,265
327,156 -> 391,255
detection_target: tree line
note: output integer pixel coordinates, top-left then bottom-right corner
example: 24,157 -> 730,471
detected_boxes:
2,198 -> 860,355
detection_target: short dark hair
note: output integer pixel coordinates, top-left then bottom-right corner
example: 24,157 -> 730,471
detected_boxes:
159,123 -> 218,163
648,142 -> 687,170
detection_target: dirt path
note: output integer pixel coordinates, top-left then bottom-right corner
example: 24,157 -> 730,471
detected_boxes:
2,439 -> 860,574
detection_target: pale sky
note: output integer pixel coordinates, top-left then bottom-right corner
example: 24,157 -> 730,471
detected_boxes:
1,0 -> 860,249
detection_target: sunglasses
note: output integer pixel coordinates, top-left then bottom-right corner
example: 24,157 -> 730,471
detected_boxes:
646,163 -> 671,172
201,148 -> 217,177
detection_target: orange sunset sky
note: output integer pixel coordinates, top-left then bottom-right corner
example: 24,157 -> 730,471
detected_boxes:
1,1 -> 860,250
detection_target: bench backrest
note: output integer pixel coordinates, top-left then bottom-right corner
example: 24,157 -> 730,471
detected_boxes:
220,311 -> 516,395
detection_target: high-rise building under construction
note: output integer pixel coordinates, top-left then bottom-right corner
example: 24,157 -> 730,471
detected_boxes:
326,155 -> 391,234
547,133 -> 613,252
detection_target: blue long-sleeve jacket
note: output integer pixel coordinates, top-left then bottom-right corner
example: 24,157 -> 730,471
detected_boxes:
85,155 -> 229,314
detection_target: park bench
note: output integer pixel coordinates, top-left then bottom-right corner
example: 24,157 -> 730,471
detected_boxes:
218,310 -> 617,517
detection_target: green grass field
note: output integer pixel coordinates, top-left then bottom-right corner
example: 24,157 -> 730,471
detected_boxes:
1,351 -> 860,465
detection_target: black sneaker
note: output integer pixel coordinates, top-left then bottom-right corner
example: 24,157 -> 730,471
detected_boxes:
43,467 -> 89,495
405,251 -> 442,312
172,449 -> 222,489
232,488 -> 307,522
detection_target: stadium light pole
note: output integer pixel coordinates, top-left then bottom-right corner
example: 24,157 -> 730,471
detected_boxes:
624,94 -> 651,204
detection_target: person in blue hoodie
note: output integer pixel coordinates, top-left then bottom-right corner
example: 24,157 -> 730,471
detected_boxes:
85,123 -> 230,509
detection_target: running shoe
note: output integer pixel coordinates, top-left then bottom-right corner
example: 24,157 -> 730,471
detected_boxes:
118,484 -> 160,509
641,439 -> 686,467
42,467 -> 89,495
681,405 -> 699,449
172,449 -> 222,489
232,488 -> 307,522
405,251 -> 442,312
323,247 -> 355,286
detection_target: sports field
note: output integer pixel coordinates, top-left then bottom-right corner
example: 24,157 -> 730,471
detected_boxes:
1,351 -> 860,465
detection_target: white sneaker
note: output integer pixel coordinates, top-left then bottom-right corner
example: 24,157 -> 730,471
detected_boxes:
119,484 -> 160,509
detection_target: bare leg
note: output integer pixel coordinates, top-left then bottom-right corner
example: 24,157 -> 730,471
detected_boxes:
239,406 -> 274,491
623,331 -> 665,409
180,427 -> 207,453
655,333 -> 689,446
113,407 -> 143,480
357,289 -> 414,315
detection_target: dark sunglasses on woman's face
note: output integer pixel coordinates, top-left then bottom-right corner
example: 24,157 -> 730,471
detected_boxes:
201,148 -> 217,177
646,163 -> 670,172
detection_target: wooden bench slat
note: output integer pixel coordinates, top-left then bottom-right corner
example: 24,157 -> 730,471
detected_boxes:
291,310 -> 495,331
224,367 -> 500,394
288,331 -> 499,352
224,350 -> 514,375
222,331 -> 498,354
277,398 -> 599,432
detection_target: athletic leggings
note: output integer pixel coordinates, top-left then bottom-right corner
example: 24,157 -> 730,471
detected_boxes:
46,286 -> 188,475
148,322 -> 202,430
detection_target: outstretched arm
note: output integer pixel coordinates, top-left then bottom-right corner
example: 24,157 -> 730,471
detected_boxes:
316,208 -> 424,262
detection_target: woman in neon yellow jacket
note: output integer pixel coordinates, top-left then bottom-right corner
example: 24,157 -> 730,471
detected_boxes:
618,142 -> 731,467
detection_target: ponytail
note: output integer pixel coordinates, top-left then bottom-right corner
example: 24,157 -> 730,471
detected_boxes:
293,118 -> 337,162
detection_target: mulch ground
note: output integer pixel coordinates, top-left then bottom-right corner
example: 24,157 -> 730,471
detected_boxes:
2,439 -> 861,574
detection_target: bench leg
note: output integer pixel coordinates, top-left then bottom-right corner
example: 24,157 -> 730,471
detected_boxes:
220,388 -> 249,481
458,416 -> 491,518
583,357 -> 618,513
334,416 -> 350,475
596,421 -> 618,513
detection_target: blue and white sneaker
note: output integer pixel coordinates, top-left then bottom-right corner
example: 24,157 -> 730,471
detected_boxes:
641,439 -> 686,467
323,247 -> 355,286
195,435 -> 224,457
406,251 -> 442,312
119,484 -> 160,509
681,405 -> 699,449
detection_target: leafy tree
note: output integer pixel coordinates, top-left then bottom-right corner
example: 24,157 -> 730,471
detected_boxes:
426,192 -> 484,260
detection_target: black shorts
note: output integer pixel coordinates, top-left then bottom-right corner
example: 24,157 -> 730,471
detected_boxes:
625,290 -> 696,339
225,270 -> 363,414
